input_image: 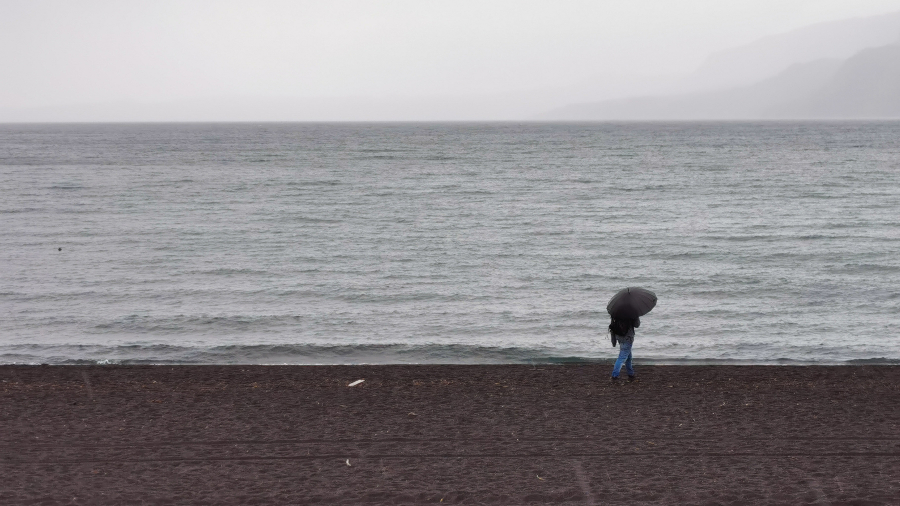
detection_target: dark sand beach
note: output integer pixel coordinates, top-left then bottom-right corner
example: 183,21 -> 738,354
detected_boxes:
1,364 -> 898,505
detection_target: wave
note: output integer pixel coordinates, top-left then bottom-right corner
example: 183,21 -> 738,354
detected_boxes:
1,343 -> 897,366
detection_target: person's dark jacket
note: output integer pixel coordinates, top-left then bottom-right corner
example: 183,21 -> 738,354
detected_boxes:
611,317 -> 640,346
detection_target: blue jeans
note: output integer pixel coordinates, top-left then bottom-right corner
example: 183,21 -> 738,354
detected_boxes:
612,340 -> 635,378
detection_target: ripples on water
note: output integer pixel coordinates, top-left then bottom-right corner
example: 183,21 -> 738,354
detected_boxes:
1,122 -> 898,364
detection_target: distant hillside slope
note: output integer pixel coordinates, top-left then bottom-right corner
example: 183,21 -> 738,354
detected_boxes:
679,10 -> 900,92
781,44 -> 900,118
541,59 -> 842,120
541,44 -> 900,120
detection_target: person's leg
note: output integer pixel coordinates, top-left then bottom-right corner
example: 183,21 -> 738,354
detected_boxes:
611,340 -> 633,378
625,347 -> 635,378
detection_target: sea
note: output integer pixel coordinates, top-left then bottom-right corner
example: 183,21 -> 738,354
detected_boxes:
1,122 -> 899,365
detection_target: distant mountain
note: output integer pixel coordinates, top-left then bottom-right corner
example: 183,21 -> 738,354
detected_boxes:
544,59 -> 843,120
781,44 -> 900,118
542,44 -> 900,120
677,10 -> 900,92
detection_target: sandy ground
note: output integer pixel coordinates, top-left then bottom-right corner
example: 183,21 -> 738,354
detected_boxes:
1,364 -> 898,505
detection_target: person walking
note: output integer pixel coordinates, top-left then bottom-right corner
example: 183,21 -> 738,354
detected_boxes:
606,286 -> 656,383
609,317 -> 639,382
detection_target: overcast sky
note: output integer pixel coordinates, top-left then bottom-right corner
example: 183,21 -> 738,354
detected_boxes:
2,0 -> 899,110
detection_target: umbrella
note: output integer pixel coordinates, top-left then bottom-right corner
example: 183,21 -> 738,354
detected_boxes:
606,287 -> 657,320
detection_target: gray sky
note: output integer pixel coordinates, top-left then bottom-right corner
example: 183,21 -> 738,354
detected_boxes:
2,0 -> 899,112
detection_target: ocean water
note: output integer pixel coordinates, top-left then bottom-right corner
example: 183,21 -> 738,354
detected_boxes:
1,122 -> 899,365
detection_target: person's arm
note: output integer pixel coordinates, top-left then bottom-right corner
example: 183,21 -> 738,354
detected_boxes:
634,317 -> 640,328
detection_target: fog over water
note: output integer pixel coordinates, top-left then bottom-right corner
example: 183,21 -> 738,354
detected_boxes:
2,1 -> 900,120
2,3 -> 899,365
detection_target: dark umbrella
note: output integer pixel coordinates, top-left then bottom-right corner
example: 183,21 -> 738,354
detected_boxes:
606,287 -> 657,320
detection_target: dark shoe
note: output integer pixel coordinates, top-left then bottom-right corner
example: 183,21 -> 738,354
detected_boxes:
610,376 -> 620,384
627,375 -> 636,382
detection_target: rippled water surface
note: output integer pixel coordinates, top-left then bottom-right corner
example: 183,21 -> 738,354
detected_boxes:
1,122 -> 899,364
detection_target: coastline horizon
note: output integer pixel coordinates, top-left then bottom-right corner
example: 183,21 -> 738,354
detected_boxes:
3,342 -> 899,366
